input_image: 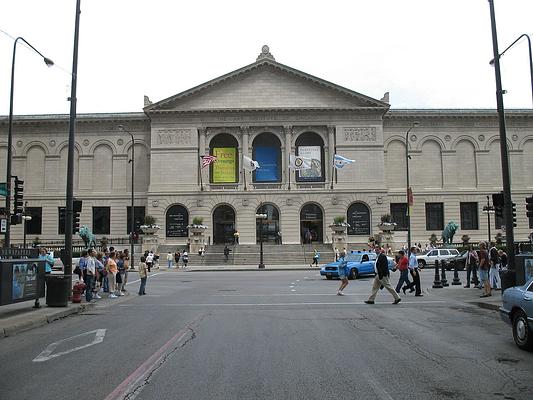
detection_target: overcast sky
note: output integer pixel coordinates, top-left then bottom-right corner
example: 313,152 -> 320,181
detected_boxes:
1,0 -> 532,116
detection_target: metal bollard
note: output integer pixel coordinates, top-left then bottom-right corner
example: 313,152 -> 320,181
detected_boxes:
433,260 -> 443,288
451,263 -> 462,285
441,260 -> 449,287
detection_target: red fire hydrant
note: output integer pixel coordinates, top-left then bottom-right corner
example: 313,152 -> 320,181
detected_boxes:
72,281 -> 86,303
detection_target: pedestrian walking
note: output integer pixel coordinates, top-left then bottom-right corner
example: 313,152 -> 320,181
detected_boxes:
234,230 -> 240,245
464,245 -> 479,288
174,251 -> 181,268
336,251 -> 349,295
478,242 -> 491,297
334,247 -> 340,262
138,256 -> 148,295
123,249 -> 130,288
395,250 -> 411,293
224,245 -> 231,262
182,251 -> 189,268
402,247 -> 422,296
311,249 -> 320,267
167,252 -> 173,268
117,253 -> 126,295
489,242 -> 501,290
146,251 -> 154,272
365,246 -> 402,305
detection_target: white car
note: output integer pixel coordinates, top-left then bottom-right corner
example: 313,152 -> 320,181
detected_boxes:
416,248 -> 460,268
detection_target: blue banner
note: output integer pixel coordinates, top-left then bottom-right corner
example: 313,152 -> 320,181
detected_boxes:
255,147 -> 279,182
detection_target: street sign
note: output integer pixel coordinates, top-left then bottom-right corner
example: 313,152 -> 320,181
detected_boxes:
0,183 -> 7,197
0,218 -> 6,233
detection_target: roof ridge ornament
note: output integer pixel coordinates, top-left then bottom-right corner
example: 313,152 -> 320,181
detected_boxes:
256,45 -> 275,61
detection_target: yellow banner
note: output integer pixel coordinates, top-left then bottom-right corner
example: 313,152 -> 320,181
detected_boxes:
212,147 -> 237,183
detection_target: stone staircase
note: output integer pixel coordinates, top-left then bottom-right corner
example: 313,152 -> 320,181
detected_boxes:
155,243 -> 335,266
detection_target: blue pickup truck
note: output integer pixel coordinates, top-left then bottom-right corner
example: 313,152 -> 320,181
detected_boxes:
320,251 -> 395,280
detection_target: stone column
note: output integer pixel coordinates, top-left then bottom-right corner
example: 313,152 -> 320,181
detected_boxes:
198,127 -> 207,190
284,125 -> 292,189
241,126 -> 250,190
327,125 -> 335,189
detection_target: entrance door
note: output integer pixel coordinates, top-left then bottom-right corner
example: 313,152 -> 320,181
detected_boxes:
300,203 -> 323,243
213,205 -> 235,244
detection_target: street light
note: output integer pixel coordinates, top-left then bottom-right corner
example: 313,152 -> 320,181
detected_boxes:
489,33 -> 533,107
256,213 -> 267,269
405,121 -> 419,257
5,37 -> 53,248
482,195 -> 495,244
117,125 -> 135,270
22,215 -> 32,249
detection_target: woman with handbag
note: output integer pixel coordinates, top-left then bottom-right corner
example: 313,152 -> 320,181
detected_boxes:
464,245 -> 479,288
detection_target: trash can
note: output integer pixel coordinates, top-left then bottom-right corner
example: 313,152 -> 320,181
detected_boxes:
45,274 -> 70,307
500,269 -> 516,293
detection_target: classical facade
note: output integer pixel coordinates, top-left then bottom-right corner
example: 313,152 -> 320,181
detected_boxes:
1,46 -> 532,247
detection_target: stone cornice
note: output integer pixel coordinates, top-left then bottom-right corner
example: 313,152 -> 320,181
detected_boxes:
0,112 -> 149,126
385,109 -> 533,120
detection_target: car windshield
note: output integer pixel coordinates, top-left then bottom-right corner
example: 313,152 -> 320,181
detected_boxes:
346,254 -> 362,262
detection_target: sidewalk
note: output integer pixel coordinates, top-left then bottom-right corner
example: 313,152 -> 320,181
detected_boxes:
0,267 -> 503,339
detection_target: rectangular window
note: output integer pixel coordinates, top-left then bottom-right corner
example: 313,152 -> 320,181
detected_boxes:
93,207 -> 110,235
127,206 -> 145,234
390,203 -> 408,231
25,207 -> 42,235
425,203 -> 444,231
460,202 -> 479,230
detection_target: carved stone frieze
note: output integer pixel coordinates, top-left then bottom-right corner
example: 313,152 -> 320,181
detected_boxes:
153,127 -> 198,147
343,127 -> 376,142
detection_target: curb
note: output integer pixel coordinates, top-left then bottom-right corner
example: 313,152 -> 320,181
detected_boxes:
425,286 -> 501,312
1,302 -> 95,338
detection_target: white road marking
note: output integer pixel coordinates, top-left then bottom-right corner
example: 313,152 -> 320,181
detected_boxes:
119,300 -> 446,307
126,272 -> 162,285
291,289 -> 297,292
33,329 -> 106,362
363,372 -> 395,400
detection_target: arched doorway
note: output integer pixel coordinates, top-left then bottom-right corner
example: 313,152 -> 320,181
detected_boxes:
252,133 -> 282,183
166,204 -> 189,238
256,204 -> 280,244
209,133 -> 239,184
295,132 -> 325,182
213,205 -> 235,244
300,203 -> 323,243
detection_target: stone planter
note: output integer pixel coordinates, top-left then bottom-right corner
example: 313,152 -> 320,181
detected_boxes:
329,224 -> 348,233
378,223 -> 396,232
189,226 -> 207,235
141,227 -> 160,235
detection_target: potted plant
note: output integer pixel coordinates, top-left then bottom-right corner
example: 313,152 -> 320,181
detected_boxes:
140,215 -> 160,235
188,216 -> 208,234
330,216 -> 349,232
378,214 -> 396,231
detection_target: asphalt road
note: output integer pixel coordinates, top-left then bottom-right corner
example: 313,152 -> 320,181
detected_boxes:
0,270 -> 532,400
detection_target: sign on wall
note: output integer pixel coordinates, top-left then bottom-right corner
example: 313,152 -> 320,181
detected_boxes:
347,203 -> 371,235
212,147 -> 237,183
297,146 -> 322,181
255,146 -> 279,182
166,205 -> 189,238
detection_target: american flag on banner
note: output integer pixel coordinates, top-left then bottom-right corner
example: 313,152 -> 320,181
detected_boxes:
201,155 -> 217,168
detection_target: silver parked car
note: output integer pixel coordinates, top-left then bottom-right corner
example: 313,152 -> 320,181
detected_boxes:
500,277 -> 533,351
416,248 -> 460,268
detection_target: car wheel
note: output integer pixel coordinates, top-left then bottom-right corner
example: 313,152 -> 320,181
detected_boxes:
348,268 -> 358,280
326,275 -> 332,280
418,260 -> 426,269
512,311 -> 533,351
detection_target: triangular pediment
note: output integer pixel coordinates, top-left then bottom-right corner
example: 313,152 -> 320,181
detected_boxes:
145,58 -> 389,114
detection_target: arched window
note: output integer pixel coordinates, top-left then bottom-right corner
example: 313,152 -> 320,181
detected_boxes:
347,202 -> 371,235
210,133 -> 239,184
256,203 -> 280,243
300,203 -> 323,243
295,132 -> 325,182
166,204 -> 189,237
252,133 -> 281,183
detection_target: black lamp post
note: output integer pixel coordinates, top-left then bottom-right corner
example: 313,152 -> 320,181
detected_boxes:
482,195 -> 495,244
490,33 -> 533,106
405,121 -> 419,257
487,0 -> 515,272
5,37 -> 53,248
117,125 -> 135,270
256,213 -> 267,269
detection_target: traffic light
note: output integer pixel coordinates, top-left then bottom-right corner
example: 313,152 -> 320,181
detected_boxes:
10,214 -> 22,225
512,202 -> 517,227
492,192 -> 504,219
13,176 -> 24,215
73,199 -> 82,233
526,196 -> 533,219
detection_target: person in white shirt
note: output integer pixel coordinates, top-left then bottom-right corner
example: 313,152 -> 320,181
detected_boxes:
146,252 -> 154,272
85,249 -> 97,302
166,252 -> 173,268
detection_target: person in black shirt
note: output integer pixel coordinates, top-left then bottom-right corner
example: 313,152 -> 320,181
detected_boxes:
365,246 -> 402,305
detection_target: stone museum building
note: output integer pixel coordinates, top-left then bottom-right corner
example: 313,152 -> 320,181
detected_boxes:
1,46 -> 533,247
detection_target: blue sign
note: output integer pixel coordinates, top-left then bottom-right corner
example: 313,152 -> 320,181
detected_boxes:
255,147 -> 279,182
